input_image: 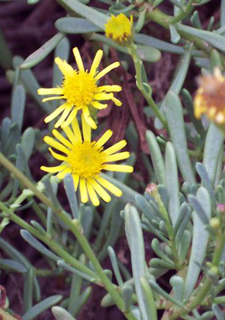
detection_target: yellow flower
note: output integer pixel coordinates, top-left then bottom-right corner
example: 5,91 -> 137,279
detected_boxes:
105,13 -> 133,45
41,116 -> 133,206
38,47 -> 122,129
194,68 -> 225,124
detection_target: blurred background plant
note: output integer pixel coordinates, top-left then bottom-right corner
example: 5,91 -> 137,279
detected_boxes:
1,0 -> 225,319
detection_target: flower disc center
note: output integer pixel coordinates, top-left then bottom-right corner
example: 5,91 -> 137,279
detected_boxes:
63,71 -> 98,109
66,142 -> 107,179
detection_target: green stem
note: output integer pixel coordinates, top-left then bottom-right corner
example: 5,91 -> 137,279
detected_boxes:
0,152 -> 136,320
141,5 -> 211,55
0,201 -> 96,281
169,0 -> 195,24
169,230 -> 225,319
128,43 -> 167,128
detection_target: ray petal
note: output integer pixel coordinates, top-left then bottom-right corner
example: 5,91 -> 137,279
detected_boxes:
106,151 -> 130,162
98,85 -> 122,92
82,111 -> 95,140
97,176 -> 122,197
57,167 -> 72,179
38,88 -> 64,95
41,165 -> 67,173
73,47 -> 84,72
83,107 -> 97,130
71,117 -> 82,142
87,181 -> 100,206
42,96 -> 64,102
54,108 -> 71,128
44,104 -> 67,123
61,109 -> 78,128
94,130 -> 112,148
90,50 -> 103,75
94,93 -> 113,101
44,136 -> 69,154
103,140 -> 127,156
52,129 -> 72,149
103,164 -> 133,172
55,57 -> 74,76
80,178 -> 88,203
95,62 -> 120,80
90,180 -> 111,202
49,148 -> 67,161
63,125 -> 77,144
73,174 -> 79,191
112,96 -> 122,106
92,101 -> 108,110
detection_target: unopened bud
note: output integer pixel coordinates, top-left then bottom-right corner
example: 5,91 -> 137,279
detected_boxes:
146,183 -> 158,195
217,203 -> 225,213
210,217 -> 220,230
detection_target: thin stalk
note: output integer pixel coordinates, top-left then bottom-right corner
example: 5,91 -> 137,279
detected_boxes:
128,43 -> 167,128
0,201 -> 96,281
169,230 -> 225,319
0,152 -> 136,320
169,0 -> 195,24
140,5 -> 211,55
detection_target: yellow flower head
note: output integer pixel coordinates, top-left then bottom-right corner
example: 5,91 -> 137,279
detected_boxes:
194,68 -> 225,124
105,13 -> 133,45
41,116 -> 133,206
38,48 -> 122,129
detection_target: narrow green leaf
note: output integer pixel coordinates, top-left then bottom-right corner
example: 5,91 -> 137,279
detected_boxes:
175,204 -> 191,245
196,162 -> 216,208
135,194 -> 158,222
20,33 -> 64,69
177,24 -> 225,53
150,258 -> 175,269
108,246 -> 123,286
13,56 -> 52,113
178,230 -> 191,263
122,285 -> 133,312
0,258 -> 27,273
23,295 -> 63,320
23,268 -> 34,312
52,306 -> 76,320
140,277 -> 157,320
181,89 -> 205,137
20,230 -> 60,261
57,260 -> 96,282
70,287 -> 92,316
55,17 -> 101,34
190,11 -> 202,29
135,33 -> 184,54
165,91 -> 196,183
170,276 -> 184,302
21,128 -> 35,160
149,280 -> 185,308
212,304 -> 224,320
58,0 -> 107,30
165,142 -> 180,226
124,204 -> 150,320
101,173 -> 139,203
64,174 -> 79,219
136,44 -> 161,62
146,131 -> 165,184
185,187 -> 211,299
11,84 -> 25,131
203,123 -> 224,185
151,238 -> 174,264
169,24 -> 181,43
